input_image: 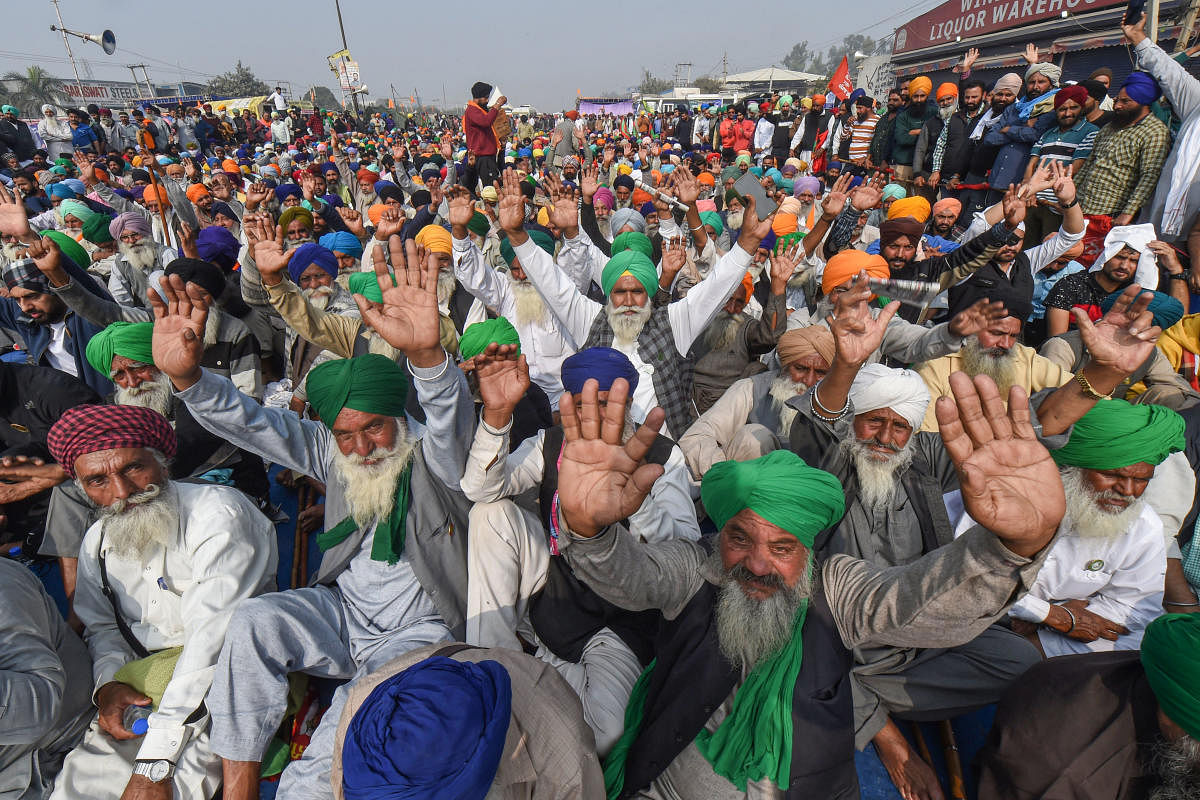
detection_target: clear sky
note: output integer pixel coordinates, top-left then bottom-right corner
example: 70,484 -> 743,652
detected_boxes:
2,0 -> 939,109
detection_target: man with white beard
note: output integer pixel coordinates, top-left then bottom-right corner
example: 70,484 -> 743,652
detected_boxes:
552,366 -> 1069,799
45,403 -> 276,800
995,398 -> 1184,657
915,286 -> 1072,431
153,247 -> 476,800
501,169 -> 773,440
103,213 -> 176,309
789,277 -> 1167,799
681,325 -> 835,478
448,185 -> 577,407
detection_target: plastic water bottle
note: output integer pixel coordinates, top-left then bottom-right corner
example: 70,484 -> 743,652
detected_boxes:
123,705 -> 152,736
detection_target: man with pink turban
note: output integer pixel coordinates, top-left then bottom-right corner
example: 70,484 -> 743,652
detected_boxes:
105,211 -> 177,308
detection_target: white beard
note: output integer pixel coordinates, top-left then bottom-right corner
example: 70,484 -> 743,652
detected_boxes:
114,371 -> 173,417
605,299 -> 652,345
510,276 -> 546,327
769,375 -> 808,436
1149,735 -> 1200,800
726,210 -> 745,231
331,425 -> 419,528
96,482 -> 179,562
703,311 -> 746,352
1061,466 -> 1146,540
596,217 -> 612,240
120,241 -> 158,273
0,242 -> 25,266
436,270 -> 456,308
960,335 -> 1018,398
303,285 -> 335,311
840,435 -> 915,509
711,549 -> 814,670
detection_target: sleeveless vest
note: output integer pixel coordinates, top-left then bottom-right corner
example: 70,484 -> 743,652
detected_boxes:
619,575 -> 858,799
584,308 -> 695,439
527,426 -> 671,665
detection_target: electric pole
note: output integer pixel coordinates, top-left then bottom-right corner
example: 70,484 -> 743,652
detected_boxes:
333,0 -> 361,118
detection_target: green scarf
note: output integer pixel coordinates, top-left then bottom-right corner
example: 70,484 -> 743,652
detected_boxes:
315,462 -> 412,564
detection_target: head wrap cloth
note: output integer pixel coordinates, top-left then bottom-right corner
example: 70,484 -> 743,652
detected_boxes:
1097,223 -> 1160,289
85,321 -> 155,377
821,250 -> 890,294
305,353 -> 409,427
560,347 -> 639,395
848,363 -> 931,431
288,243 -> 339,283
458,317 -> 521,361
1050,398 -> 1184,470
777,326 -> 835,369
1141,614 -> 1200,740
48,404 -> 177,477
601,250 -> 658,296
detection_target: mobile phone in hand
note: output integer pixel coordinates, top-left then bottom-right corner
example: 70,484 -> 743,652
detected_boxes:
732,172 -> 778,220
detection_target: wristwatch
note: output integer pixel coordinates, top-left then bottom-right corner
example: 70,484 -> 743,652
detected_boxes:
1170,272 -> 1189,281
133,760 -> 175,783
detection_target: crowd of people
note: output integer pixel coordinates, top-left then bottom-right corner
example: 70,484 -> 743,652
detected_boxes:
2,13 -> 1200,800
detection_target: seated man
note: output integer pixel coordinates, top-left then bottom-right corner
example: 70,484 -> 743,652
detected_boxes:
1000,400 -> 1182,657
330,643 -> 603,799
46,404 -> 277,800
916,285 -> 1072,431
154,253 -> 475,800
977,613 -> 1200,799
557,368 -> 1066,798
680,325 -> 834,478
0,558 -> 93,798
461,346 -> 698,753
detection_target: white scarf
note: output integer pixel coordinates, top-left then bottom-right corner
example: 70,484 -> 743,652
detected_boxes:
1161,117 -> 1200,236
969,108 -> 1000,142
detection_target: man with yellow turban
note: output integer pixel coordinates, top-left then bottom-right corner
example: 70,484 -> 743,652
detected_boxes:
552,361 -> 1068,799
152,250 -> 478,798
979,612 -> 1200,798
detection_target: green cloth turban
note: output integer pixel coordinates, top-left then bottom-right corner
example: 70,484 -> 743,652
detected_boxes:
775,231 -> 805,255
601,250 -> 658,296
347,271 -> 397,304
1051,399 -> 1185,470
58,199 -> 97,226
85,321 -> 155,377
1141,613 -> 1200,739
699,211 -> 724,237
40,230 -> 88,270
611,231 -> 653,259
82,214 -> 114,245
701,450 -> 845,546
458,317 -> 521,360
467,211 -> 490,238
306,353 -> 409,427
499,230 -> 555,267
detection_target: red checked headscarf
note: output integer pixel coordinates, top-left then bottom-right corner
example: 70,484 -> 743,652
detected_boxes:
47,404 -> 177,477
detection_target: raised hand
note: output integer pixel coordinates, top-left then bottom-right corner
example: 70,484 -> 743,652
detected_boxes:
1074,284 -> 1160,377
848,171 -> 885,212
948,298 -> 1009,338
820,172 -> 854,219
148,273 -> 209,390
935,372 -> 1064,556
26,235 -> 68,286
770,240 -> 807,290
496,171 -> 526,235
352,235 -> 442,363
446,185 -> 475,233
253,238 -> 297,286
1000,184 -> 1026,229
961,47 -> 980,72
556,378 -> 667,537
579,161 -> 600,201
735,194 -> 777,255
672,167 -> 700,205
1049,162 -> 1077,207
299,172 -> 318,201
1023,161 -> 1056,200
178,221 -> 199,259
544,173 -> 579,231
660,235 -> 686,285
245,182 -> 271,210
336,206 -> 366,238
0,182 -> 32,240
829,271 -> 901,366
1023,43 -> 1040,65
475,343 -> 530,426
373,206 -> 406,240
73,152 -> 98,186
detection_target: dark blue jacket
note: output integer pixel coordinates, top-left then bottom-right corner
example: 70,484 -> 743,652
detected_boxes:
982,104 -> 1055,190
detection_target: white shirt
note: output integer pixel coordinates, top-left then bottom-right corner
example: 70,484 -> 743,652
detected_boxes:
752,118 -> 775,152
44,320 -> 77,376
959,504 -> 1165,658
452,235 -> 577,407
461,418 -> 700,545
74,482 -> 278,763
267,91 -> 288,111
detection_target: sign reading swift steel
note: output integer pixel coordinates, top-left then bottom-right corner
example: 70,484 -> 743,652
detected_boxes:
893,0 -> 1125,54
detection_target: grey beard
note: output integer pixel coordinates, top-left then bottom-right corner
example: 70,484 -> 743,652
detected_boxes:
726,211 -> 744,231
510,277 -> 546,327
303,285 -> 335,311
332,423 -> 418,528
939,103 -> 957,121
645,222 -> 660,239
840,435 -> 915,509
596,217 -> 612,240
769,374 -> 808,436
113,371 -> 173,417
703,311 -> 745,352
96,483 -> 179,562
1149,735 -> 1200,800
1060,466 -> 1145,540
437,270 -> 456,307
606,299 -> 652,345
285,236 -> 315,250
0,242 -> 25,266
120,241 -> 158,273
960,335 -> 1018,398
710,549 -> 814,671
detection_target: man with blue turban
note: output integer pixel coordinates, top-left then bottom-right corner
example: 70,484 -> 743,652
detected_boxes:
152,249 -> 478,798
459,344 -> 700,756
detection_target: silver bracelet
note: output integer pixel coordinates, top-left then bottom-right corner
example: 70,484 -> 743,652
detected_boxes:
1057,605 -> 1077,634
811,389 -> 851,421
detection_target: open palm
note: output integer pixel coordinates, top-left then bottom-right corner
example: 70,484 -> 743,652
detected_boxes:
830,272 -> 899,365
1076,285 -> 1160,374
495,170 -> 525,233
475,346 -> 529,411
147,274 -> 207,387
353,238 -> 440,354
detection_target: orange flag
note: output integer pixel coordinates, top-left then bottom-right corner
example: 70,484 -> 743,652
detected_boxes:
828,56 -> 854,101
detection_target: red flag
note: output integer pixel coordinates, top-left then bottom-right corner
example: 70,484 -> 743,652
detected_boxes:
828,56 -> 854,101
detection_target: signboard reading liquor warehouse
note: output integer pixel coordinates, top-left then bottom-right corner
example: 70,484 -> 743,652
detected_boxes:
893,0 -> 1125,54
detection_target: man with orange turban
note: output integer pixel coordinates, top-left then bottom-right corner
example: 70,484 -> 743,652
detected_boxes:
892,75 -> 936,182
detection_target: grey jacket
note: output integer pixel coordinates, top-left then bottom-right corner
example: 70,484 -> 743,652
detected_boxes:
176,353 -> 475,636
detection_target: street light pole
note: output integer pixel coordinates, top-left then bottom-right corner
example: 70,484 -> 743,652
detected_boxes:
49,0 -> 86,99
333,0 -> 361,119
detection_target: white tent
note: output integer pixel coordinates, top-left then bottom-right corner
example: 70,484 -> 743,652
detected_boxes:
724,67 -> 825,89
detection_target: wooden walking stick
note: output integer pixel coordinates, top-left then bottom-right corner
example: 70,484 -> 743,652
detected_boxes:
938,720 -> 967,799
136,126 -> 175,246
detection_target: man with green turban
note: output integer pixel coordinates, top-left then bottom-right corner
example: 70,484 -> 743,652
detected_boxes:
551,371 -> 1066,798
446,184 -> 577,408
1000,398 -> 1186,658
496,168 -> 775,438
457,317 -> 521,361
979,612 -> 1200,798
155,259 -> 477,796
